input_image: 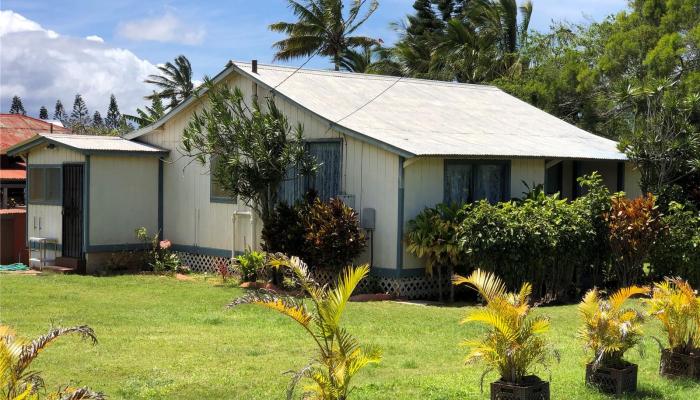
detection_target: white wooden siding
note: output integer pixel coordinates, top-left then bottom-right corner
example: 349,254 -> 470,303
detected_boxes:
511,159 -> 545,198
26,147 -> 84,247
139,72 -> 400,268
89,155 -> 159,245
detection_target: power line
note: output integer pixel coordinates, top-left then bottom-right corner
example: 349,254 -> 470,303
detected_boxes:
332,76 -> 403,126
271,49 -> 321,91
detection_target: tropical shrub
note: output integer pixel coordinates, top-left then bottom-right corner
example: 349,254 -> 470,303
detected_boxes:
229,256 -> 380,400
135,227 -> 181,273
262,195 -> 366,271
0,325 -> 103,400
303,197 -> 367,271
405,203 -> 463,301
644,278 -> 700,354
605,194 -> 662,286
649,202 -> 700,286
578,286 -> 649,369
453,269 -> 558,386
234,250 -> 266,282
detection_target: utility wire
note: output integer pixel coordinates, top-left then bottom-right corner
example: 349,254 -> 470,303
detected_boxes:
330,76 -> 403,128
271,49 -> 321,91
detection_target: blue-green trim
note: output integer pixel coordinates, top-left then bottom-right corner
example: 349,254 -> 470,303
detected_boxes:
210,196 -> 236,204
158,159 -> 164,234
397,156 -> 405,272
443,159 -> 512,203
83,156 -> 90,254
87,243 -> 148,252
371,266 -> 425,278
171,244 -> 235,258
26,164 -> 63,206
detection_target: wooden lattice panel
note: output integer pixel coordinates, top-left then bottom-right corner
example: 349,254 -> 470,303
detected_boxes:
176,252 -> 229,273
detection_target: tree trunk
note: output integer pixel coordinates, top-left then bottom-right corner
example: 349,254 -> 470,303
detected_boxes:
437,264 -> 443,303
449,264 -> 455,303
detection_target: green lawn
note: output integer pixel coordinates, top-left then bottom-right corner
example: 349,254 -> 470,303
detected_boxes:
1,274 -> 699,399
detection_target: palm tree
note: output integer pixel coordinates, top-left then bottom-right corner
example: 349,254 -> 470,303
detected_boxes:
124,92 -> 166,128
144,55 -> 194,110
0,324 -> 103,399
467,0 -> 533,75
270,0 -> 380,71
229,256 -> 381,400
431,18 -> 501,82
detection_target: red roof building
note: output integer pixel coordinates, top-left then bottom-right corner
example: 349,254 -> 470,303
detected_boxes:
1,114 -> 70,208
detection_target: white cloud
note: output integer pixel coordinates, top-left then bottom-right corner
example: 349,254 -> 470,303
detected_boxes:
116,13 -> 205,45
85,35 -> 104,43
0,10 -> 158,116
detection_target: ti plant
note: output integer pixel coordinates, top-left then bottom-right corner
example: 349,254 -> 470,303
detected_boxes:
0,325 -> 103,400
453,269 -> 558,387
228,256 -> 381,400
644,277 -> 700,354
578,286 -> 650,369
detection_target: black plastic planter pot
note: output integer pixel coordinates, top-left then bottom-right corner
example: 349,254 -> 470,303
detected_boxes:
585,363 -> 637,395
490,375 -> 550,400
660,349 -> 700,380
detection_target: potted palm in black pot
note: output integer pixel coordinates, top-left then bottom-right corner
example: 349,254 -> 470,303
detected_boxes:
453,269 -> 558,400
645,277 -> 700,380
578,286 -> 649,395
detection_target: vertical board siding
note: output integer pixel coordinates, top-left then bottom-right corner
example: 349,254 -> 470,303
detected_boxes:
139,71 -> 400,268
26,147 -> 84,247
89,156 -> 158,245
511,159 -> 545,199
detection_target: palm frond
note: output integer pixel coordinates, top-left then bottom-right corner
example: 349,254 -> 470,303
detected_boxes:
453,269 -> 507,302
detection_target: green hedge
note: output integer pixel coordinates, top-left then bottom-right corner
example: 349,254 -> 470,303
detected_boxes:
649,202 -> 700,286
407,175 -> 612,301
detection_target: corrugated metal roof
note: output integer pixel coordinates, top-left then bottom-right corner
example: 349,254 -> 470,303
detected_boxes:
0,114 -> 70,154
233,62 -> 626,160
127,61 -> 626,161
0,169 -> 25,181
7,133 -> 168,156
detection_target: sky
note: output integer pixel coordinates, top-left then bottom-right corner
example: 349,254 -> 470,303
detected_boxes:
0,0 -> 629,117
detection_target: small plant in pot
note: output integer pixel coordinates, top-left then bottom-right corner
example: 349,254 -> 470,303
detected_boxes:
644,277 -> 700,380
453,269 -> 558,400
578,285 -> 649,395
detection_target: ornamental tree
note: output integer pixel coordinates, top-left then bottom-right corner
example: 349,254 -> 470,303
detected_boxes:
181,78 -> 316,223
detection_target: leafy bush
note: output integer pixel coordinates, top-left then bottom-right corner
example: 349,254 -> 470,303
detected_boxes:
605,194 -> 662,286
229,256 -> 380,399
234,250 -> 266,282
644,278 -> 700,354
578,286 -> 649,369
262,195 -> 367,271
649,202 -> 700,286
407,189 -> 599,300
453,269 -> 558,385
0,324 -> 103,399
135,227 -> 182,273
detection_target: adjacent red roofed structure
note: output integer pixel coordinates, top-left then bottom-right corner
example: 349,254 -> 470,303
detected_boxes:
1,114 -> 70,208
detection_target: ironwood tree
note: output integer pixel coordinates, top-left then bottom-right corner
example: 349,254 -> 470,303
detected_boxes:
8,96 -> 26,115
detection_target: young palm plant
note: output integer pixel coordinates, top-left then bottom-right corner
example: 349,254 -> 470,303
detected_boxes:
644,277 -> 700,379
1,325 -> 103,400
228,256 -> 380,400
578,286 -> 649,369
453,269 -> 558,391
645,277 -> 700,353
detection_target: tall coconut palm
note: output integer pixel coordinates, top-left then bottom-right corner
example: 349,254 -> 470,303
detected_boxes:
0,324 -> 103,400
144,55 -> 194,110
467,0 -> 533,75
124,92 -> 166,128
270,0 -> 380,71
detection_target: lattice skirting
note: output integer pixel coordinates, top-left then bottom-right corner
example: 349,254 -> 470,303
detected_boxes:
176,251 -> 446,299
176,252 -> 230,274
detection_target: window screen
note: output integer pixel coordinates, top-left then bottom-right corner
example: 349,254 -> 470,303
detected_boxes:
444,160 -> 509,204
210,155 -> 235,203
28,167 -> 61,204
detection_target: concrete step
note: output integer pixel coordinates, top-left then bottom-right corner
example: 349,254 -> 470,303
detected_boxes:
32,265 -> 76,274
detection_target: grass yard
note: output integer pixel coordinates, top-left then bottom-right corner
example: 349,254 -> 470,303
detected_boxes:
1,274 -> 699,399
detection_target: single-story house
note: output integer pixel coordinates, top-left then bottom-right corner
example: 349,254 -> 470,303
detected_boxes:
8,61 -> 640,295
